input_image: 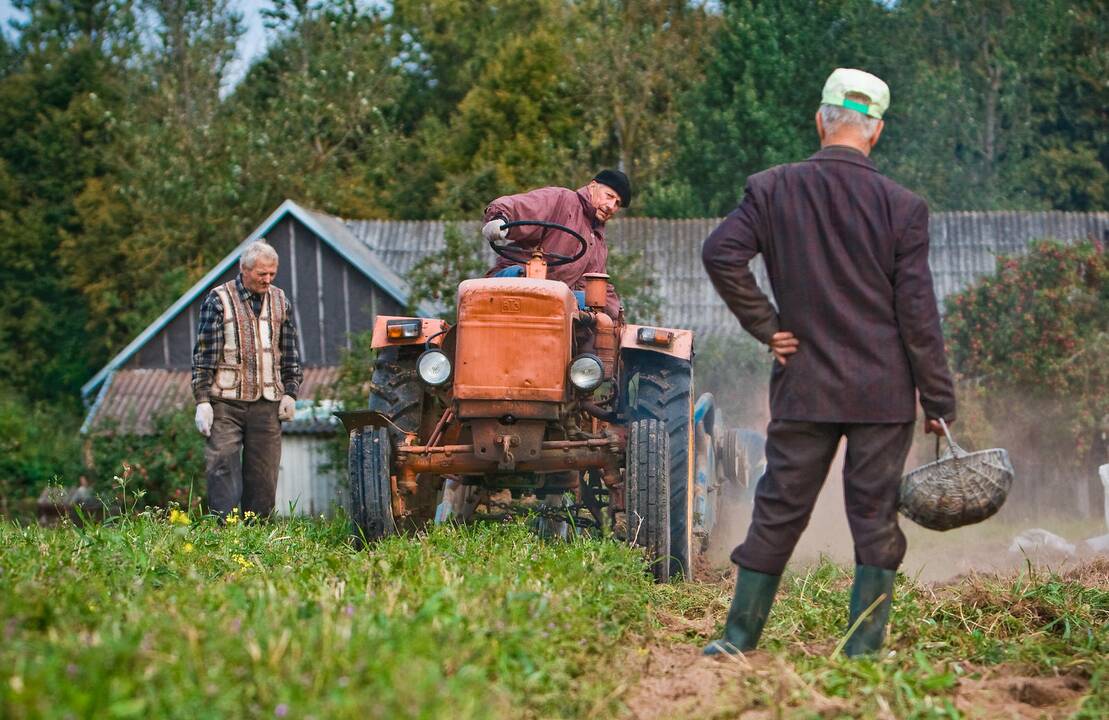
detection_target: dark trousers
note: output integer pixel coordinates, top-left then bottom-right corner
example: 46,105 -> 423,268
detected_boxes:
733,419 -> 914,575
206,398 -> 281,518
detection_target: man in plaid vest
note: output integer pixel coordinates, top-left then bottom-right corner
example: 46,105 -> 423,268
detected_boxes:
192,241 -> 303,520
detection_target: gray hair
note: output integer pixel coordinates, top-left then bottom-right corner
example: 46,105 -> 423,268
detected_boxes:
819,99 -> 881,141
240,240 -> 279,270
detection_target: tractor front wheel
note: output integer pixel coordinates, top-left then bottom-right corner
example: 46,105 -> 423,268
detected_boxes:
349,426 -> 395,545
627,355 -> 693,580
625,418 -> 672,582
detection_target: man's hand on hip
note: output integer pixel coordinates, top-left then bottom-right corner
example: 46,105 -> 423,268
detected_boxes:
195,402 -> 213,437
482,218 -> 508,242
278,394 -> 296,421
769,331 -> 799,365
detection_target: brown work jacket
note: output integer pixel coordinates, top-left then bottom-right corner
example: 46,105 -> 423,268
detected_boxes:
702,145 -> 956,424
485,185 -> 622,318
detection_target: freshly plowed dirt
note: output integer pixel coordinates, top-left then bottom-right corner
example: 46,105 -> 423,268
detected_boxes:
622,642 -> 851,719
954,668 -> 1088,719
621,643 -> 750,720
622,643 -> 1090,720
620,562 -> 1101,719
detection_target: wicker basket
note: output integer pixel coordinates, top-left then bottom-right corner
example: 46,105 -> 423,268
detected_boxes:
898,419 -> 1014,531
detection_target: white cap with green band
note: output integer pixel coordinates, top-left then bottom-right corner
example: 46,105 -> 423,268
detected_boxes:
821,68 -> 889,119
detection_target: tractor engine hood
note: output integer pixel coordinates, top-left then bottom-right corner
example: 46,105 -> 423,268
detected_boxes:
453,277 -> 577,403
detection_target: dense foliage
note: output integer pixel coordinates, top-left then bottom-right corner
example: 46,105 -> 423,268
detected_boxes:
0,396 -> 85,512
89,409 -> 207,509
943,240 -> 1107,513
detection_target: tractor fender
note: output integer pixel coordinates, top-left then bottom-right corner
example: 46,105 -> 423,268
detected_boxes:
620,324 -> 694,361
371,315 -> 450,349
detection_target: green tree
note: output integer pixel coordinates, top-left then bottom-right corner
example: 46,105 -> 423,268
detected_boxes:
90,408 -> 206,508
0,388 -> 85,507
59,0 -> 246,361
878,0 -> 1107,211
232,0 -> 417,219
427,6 -> 590,216
662,0 -> 887,217
0,0 -> 140,401
572,0 -> 712,215
943,240 -> 1107,515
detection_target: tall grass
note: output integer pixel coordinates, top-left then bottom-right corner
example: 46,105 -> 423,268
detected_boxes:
0,510 -> 653,719
3,504 -> 1105,719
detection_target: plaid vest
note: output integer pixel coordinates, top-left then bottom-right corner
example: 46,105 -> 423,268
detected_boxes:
211,281 -> 286,401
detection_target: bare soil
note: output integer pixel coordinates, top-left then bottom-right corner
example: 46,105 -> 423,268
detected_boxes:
954,668 -> 1088,719
620,642 -> 1090,720
618,561 -> 1102,720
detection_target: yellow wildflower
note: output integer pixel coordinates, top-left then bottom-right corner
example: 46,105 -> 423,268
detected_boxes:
169,508 -> 191,526
232,553 -> 253,569
183,542 -> 194,554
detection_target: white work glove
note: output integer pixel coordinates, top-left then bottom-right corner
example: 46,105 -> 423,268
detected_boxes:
195,402 -> 213,437
482,218 -> 508,242
278,394 -> 296,422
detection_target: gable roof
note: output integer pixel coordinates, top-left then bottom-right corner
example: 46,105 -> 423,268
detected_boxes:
81,199 -> 419,399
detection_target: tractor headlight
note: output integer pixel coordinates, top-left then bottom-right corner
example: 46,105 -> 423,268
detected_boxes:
568,354 -> 604,392
417,350 -> 452,386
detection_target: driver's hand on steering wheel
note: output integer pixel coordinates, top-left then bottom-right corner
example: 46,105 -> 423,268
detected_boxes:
482,218 -> 508,242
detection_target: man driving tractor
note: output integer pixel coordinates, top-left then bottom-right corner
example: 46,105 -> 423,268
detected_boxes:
347,162 -> 700,581
481,169 -> 631,320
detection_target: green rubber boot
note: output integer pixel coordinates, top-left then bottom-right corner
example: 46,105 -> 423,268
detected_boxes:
843,565 -> 897,658
703,568 -> 781,656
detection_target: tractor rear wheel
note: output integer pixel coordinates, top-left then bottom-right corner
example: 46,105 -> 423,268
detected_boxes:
367,346 -> 436,528
348,426 -> 394,545
625,419 -> 671,582
369,346 -> 424,438
627,355 -> 693,580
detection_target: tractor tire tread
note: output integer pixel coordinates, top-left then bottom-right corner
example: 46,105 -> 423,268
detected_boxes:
628,356 -> 693,580
626,418 -> 670,582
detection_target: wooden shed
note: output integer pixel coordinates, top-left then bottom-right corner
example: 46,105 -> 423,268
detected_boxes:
80,199 -> 418,516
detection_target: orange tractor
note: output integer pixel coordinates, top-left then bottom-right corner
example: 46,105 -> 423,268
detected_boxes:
339,221 -> 718,581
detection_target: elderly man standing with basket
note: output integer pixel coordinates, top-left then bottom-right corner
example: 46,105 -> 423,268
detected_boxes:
701,68 -> 956,657
192,240 -> 303,521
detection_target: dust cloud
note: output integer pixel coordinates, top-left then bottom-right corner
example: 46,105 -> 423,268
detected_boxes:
700,385 -> 1109,584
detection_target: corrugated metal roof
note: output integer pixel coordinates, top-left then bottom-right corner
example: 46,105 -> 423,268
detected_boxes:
87,366 -> 343,436
345,212 -> 1108,336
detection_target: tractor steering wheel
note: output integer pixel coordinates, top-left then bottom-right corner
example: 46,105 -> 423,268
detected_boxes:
489,220 -> 587,267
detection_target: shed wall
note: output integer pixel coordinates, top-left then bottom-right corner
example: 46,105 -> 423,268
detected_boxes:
276,435 -> 343,517
126,216 -> 403,371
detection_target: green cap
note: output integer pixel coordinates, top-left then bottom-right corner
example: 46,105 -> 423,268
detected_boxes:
821,68 -> 889,119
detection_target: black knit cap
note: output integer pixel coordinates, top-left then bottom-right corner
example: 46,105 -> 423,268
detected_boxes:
593,169 -> 632,209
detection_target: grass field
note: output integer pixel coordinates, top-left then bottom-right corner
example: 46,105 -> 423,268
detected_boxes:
1,506 -> 1105,719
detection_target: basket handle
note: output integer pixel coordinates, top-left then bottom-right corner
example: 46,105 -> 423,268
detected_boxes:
934,418 -> 964,459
